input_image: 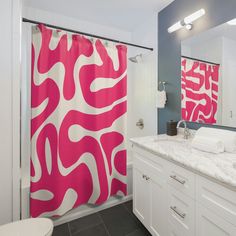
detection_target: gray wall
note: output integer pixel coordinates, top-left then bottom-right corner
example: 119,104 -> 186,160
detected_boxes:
158,0 -> 236,133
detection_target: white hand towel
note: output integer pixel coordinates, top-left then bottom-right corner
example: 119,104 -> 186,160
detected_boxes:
195,127 -> 236,153
191,135 -> 224,154
156,90 -> 167,108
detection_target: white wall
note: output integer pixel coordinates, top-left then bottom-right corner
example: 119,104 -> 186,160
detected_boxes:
23,7 -> 132,42
128,13 -> 158,138
188,37 -> 222,64
0,0 -> 13,225
222,37 -> 236,126
0,0 -> 22,225
126,13 -> 158,163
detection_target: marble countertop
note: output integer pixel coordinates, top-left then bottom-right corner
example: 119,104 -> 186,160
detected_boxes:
130,134 -> 236,189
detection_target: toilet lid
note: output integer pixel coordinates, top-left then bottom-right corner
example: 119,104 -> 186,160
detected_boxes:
0,218 -> 53,236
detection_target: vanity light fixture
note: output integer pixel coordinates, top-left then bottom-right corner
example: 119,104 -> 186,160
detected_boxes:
185,24 -> 193,31
168,8 -> 206,33
167,21 -> 183,34
227,18 -> 236,25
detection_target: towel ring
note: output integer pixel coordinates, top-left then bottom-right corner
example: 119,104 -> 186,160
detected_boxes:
159,81 -> 166,91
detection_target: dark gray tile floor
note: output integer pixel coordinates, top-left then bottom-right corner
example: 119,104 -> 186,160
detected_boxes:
53,201 -> 151,236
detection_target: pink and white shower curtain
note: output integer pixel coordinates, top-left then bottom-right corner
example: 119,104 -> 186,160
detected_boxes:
30,24 -> 127,217
181,57 -> 220,124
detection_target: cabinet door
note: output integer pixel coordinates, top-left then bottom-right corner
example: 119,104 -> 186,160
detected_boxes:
133,168 -> 149,225
196,204 -> 236,236
149,176 -> 167,236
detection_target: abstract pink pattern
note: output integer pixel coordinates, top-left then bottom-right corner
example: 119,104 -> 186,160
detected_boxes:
181,57 -> 220,124
30,24 -> 127,217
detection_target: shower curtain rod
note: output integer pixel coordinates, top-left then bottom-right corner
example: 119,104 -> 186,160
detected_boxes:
22,18 -> 154,51
181,55 -> 220,66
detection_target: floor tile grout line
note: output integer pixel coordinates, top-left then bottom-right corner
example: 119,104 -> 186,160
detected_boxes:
122,201 -> 149,234
55,201 -> 139,236
125,228 -> 139,236
122,202 -> 137,221
99,201 -> 144,236
97,212 -> 111,236
67,223 -> 72,236
97,212 -> 105,226
123,202 -> 132,214
68,215 -> 102,235
122,201 -> 132,211
102,222 -> 112,236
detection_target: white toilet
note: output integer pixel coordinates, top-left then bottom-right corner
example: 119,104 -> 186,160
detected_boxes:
0,218 -> 53,236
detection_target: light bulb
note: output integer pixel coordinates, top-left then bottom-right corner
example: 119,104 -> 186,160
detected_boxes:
167,21 -> 183,33
184,9 -> 205,25
227,18 -> 236,25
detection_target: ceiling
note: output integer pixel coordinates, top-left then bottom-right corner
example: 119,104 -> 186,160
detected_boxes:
23,0 -> 174,31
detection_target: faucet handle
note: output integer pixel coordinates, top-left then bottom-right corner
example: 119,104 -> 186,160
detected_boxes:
136,119 -> 144,130
184,128 -> 191,139
177,119 -> 187,129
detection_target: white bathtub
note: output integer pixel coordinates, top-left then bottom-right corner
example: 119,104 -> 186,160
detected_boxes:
21,162 -> 133,225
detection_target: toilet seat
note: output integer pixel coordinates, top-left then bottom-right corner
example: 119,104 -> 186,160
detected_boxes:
0,218 -> 53,236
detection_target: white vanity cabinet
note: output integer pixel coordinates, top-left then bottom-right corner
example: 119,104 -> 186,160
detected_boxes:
133,148 -> 168,236
132,145 -> 236,236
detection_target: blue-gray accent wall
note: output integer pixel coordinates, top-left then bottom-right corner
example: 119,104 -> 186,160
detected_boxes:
158,0 -> 236,134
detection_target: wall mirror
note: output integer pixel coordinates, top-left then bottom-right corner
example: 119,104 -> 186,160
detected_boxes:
181,18 -> 236,128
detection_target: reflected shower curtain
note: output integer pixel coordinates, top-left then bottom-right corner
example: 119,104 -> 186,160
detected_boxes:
181,57 -> 220,124
30,24 -> 127,217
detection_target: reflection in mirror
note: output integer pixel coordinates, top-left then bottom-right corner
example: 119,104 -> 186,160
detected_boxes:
181,18 -> 236,128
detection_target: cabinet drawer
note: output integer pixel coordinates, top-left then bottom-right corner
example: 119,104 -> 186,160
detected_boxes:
196,203 -> 236,236
167,186 -> 195,236
167,162 -> 195,199
196,176 -> 236,226
168,221 -> 192,236
133,152 -> 165,179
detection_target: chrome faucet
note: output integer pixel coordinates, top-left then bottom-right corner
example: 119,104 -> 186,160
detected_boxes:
176,120 -> 190,139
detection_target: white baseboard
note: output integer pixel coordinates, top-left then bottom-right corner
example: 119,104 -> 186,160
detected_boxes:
53,194 -> 133,226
